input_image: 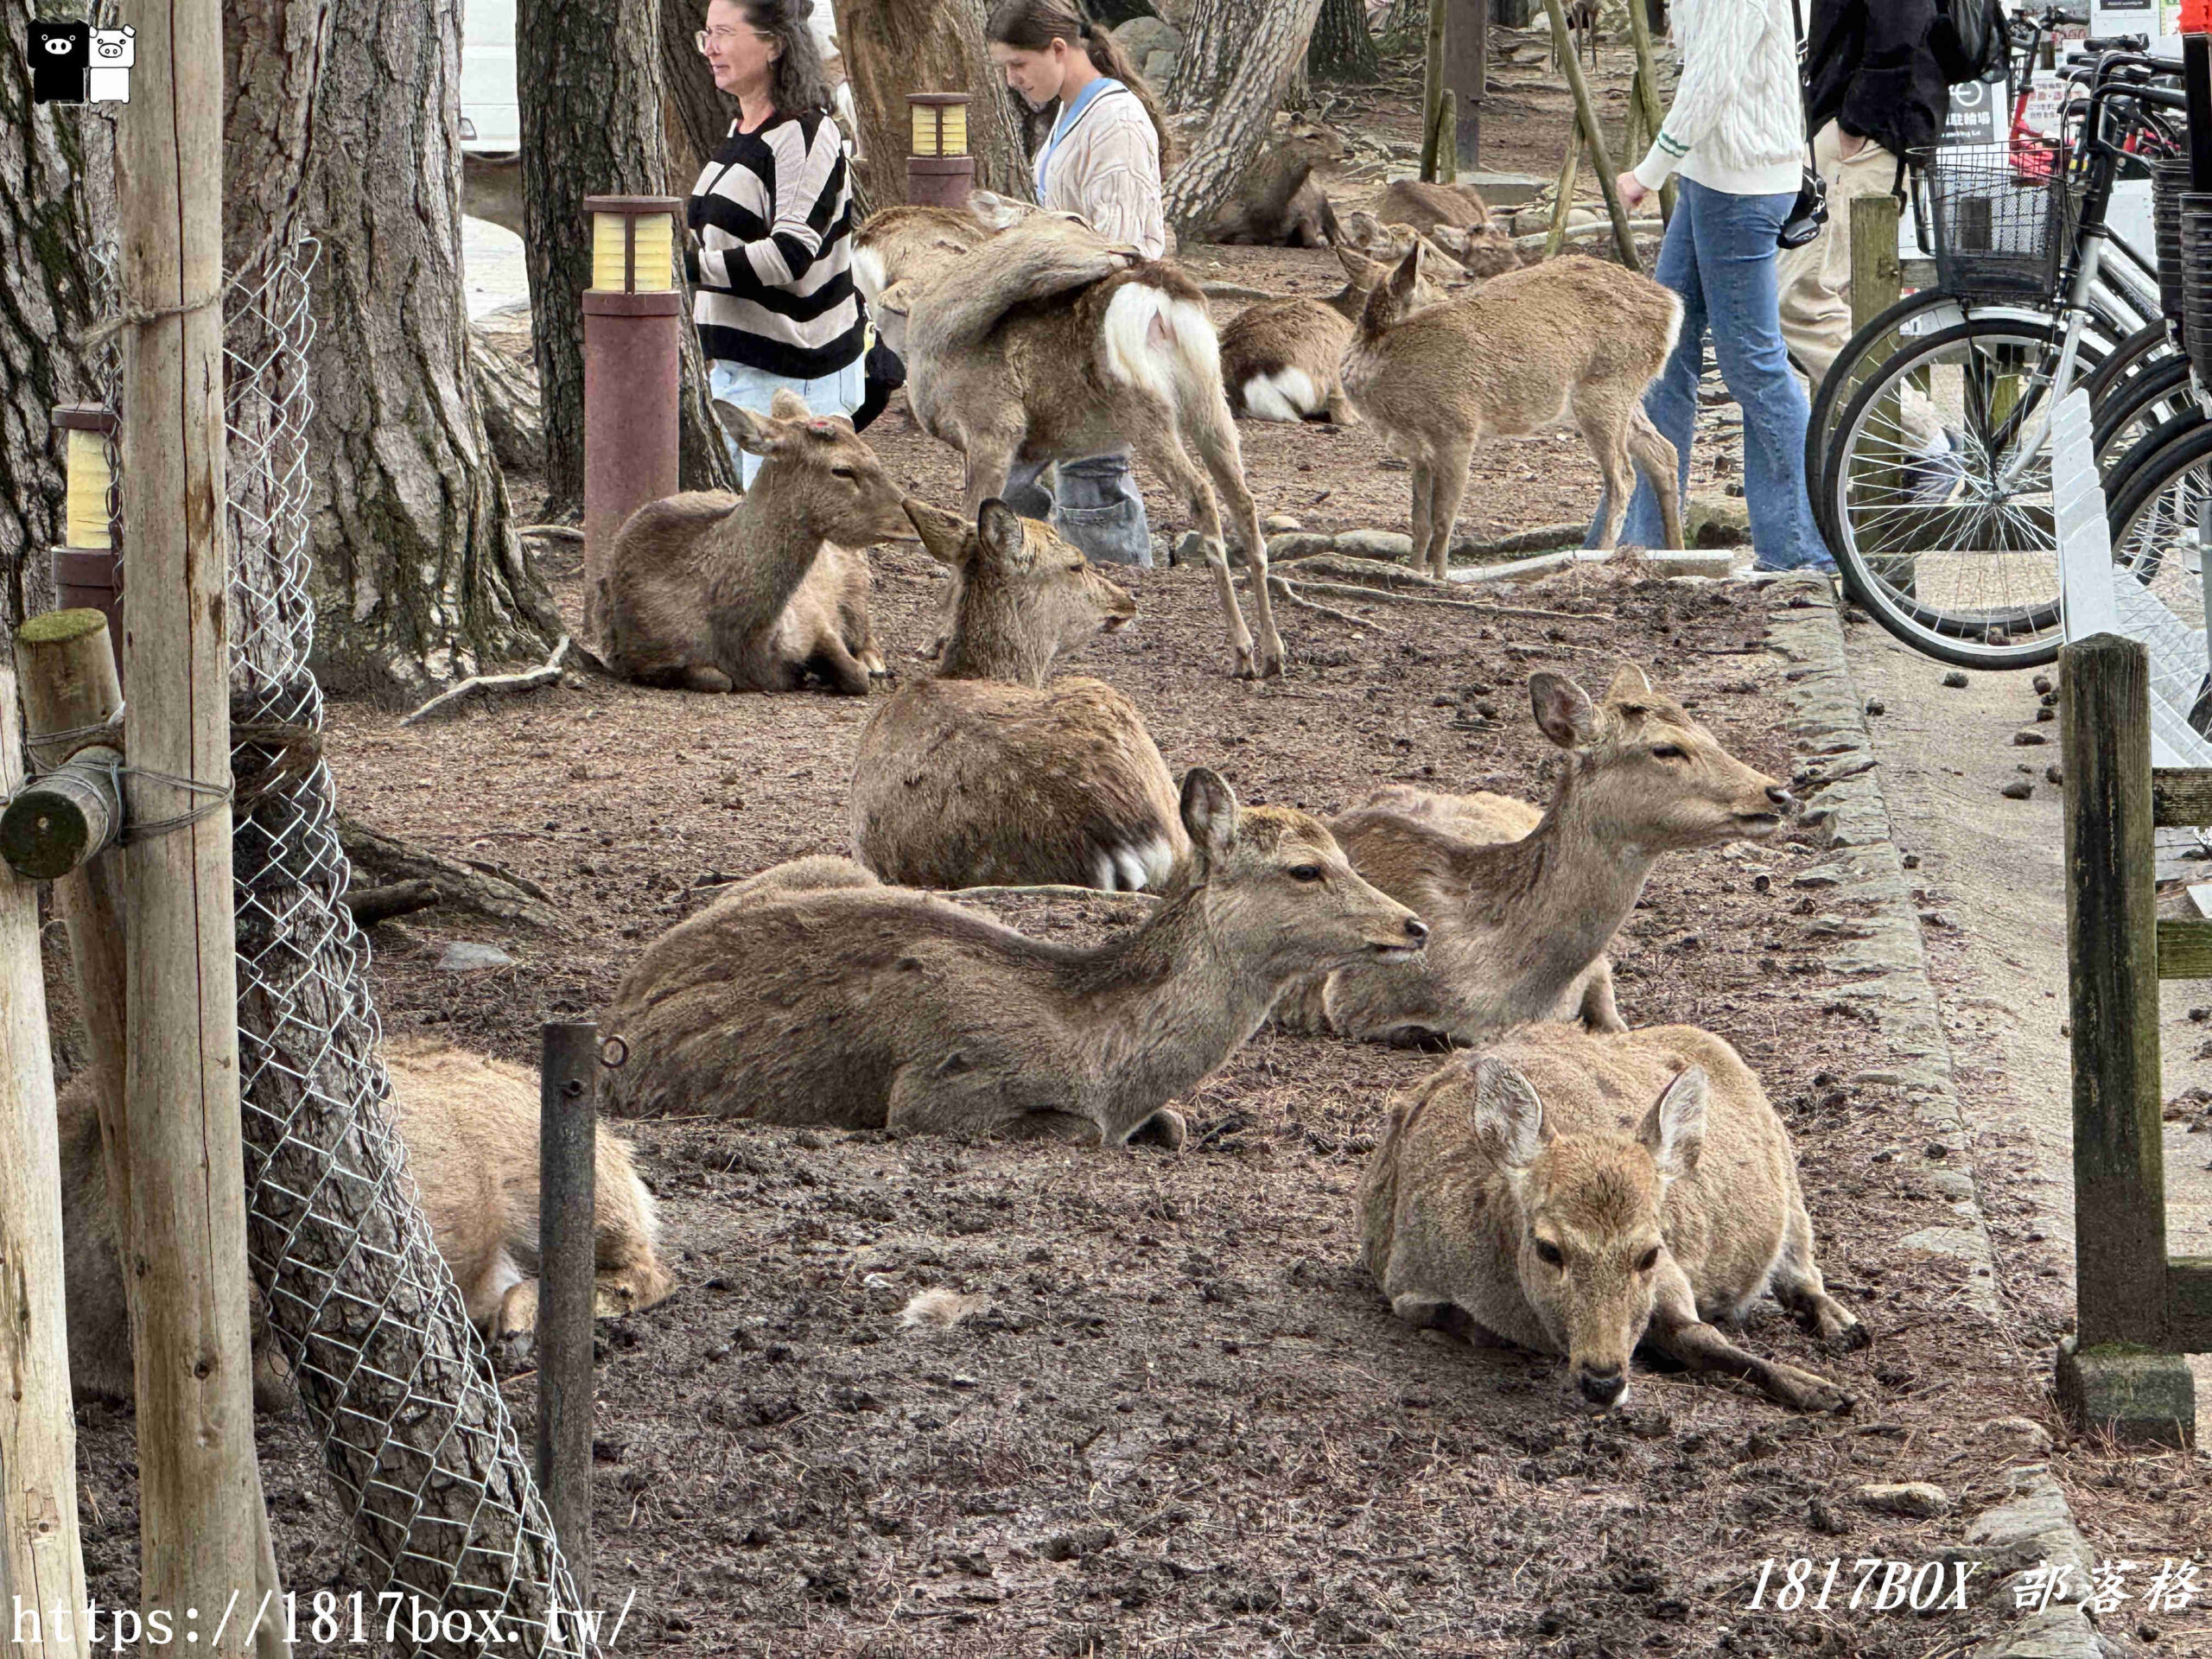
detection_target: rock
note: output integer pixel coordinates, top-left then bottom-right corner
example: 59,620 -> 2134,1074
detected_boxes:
435,941 -> 515,972
1039,1524 -> 1118,1561
1265,531 -> 1338,561
2001,779 -> 2034,799
1643,549 -> 1739,578
2032,674 -> 2053,694
2045,765 -> 2063,785
2014,730 -> 2048,746
1684,493 -> 1751,549
1141,47 -> 1178,82
2036,704 -> 2055,722
1980,1416 -> 2056,1458
1263,513 -> 1303,533
1857,1481 -> 1952,1518
1336,528 -> 1416,563
1942,671 -> 1969,688
1173,530 -> 1209,568
1113,15 -> 1183,56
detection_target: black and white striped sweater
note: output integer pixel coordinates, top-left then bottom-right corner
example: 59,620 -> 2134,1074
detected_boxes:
687,108 -> 864,380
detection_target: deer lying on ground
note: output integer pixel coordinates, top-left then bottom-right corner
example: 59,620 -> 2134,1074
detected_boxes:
606,770 -> 1427,1147
60,1039 -> 674,1406
1360,1024 -> 1865,1413
1338,210 -> 1520,283
601,392 -> 907,694
1198,119 -> 1347,248
1371,181 -> 1522,278
1344,245 -> 1684,576
1276,665 -> 1790,1046
1222,247 -> 1446,424
893,213 -> 1288,679
851,499 -> 1186,891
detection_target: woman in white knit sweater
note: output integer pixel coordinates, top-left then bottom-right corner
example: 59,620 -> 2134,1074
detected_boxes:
1604,0 -> 1834,571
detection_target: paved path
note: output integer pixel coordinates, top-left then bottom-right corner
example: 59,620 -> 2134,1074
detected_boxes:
462,215 -> 530,320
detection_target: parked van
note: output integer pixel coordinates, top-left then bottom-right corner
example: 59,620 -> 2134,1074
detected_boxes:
460,0 -> 519,156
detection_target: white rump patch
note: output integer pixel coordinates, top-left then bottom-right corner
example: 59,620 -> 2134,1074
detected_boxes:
1102,283 -> 1223,411
1241,368 -> 1319,423
901,1287 -> 984,1328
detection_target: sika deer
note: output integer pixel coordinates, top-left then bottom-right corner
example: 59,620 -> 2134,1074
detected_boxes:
1223,247 -> 1446,424
1378,179 -> 1495,235
1277,664 -> 1790,1046
1198,119 -> 1348,247
898,213 -> 1287,678
605,770 -> 1427,1147
601,391 -> 909,694
1343,245 -> 1686,577
851,499 -> 1186,891
59,1040 -> 674,1405
1359,1023 -> 1865,1413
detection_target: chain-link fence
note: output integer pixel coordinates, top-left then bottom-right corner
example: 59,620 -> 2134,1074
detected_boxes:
80,225 -> 595,1656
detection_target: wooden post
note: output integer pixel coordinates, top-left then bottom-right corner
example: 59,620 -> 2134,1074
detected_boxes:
1433,91 -> 1459,185
1541,0 -> 1639,270
0,658 -> 92,1659
1446,0 -> 1484,172
1849,193 -> 1903,333
2061,634 -> 2170,1350
116,0 -> 266,1646
537,1024 -> 601,1607
1544,118 -> 1585,260
1421,0 -> 1448,181
1623,0 -> 1675,225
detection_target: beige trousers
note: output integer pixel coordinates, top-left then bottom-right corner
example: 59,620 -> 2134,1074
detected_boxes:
1778,120 -> 1947,455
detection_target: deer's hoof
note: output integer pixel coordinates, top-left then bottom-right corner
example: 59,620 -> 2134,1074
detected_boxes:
1777,1365 -> 1853,1414
1825,1316 -> 1873,1354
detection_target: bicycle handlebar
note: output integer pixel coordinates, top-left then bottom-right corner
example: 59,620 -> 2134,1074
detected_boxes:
2080,33 -> 2150,51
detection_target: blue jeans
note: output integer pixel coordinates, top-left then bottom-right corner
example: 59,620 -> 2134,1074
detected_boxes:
709,357 -> 867,487
1002,454 -> 1153,567
1588,178 -> 1834,573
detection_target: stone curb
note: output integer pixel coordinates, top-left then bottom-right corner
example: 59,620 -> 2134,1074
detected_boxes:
1762,578 -> 2124,1659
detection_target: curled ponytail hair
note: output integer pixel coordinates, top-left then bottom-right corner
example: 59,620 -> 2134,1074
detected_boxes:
985,0 -> 1178,168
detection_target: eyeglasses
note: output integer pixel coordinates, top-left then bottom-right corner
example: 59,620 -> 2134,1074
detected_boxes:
696,25 -> 771,51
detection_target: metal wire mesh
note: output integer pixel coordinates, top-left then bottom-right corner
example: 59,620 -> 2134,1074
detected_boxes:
1912,141 -> 2070,302
84,226 -> 595,1656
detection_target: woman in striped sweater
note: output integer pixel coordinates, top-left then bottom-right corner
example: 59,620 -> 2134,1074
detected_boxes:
1599,0 -> 1834,573
689,0 -> 865,486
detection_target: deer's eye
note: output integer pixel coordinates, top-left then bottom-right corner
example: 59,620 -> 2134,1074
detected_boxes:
1635,1246 -> 1661,1273
1649,745 -> 1687,761
1287,864 -> 1325,883
1534,1239 -> 1564,1268
830,466 -> 856,480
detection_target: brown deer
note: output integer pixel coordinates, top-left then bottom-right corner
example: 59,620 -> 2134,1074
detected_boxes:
1198,118 -> 1348,248
1222,246 -> 1446,424
1276,665 -> 1790,1046
605,770 -> 1427,1148
851,499 -> 1186,891
600,391 -> 910,694
1553,0 -> 1604,73
1359,1023 -> 1865,1413
894,214 -> 1287,679
854,191 -> 1090,353
1343,245 -> 1685,577
1378,178 -> 1496,235
59,1039 -> 674,1405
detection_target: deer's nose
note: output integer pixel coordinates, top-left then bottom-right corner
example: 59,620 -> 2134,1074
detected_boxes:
1402,917 -> 1429,944
1576,1364 -> 1626,1406
1764,784 -> 1794,809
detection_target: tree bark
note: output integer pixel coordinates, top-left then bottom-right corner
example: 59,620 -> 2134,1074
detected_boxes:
661,0 -> 731,198
1383,0 -> 1426,41
838,0 -> 1033,206
1160,0 -> 1328,238
1307,0 -> 1381,83
0,10 -> 106,652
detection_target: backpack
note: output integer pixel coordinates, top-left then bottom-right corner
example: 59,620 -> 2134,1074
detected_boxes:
1929,0 -> 2011,87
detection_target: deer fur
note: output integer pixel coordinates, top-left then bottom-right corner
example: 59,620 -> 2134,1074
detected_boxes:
858,191 -> 1093,354
1276,665 -> 1791,1046
898,213 -> 1287,679
851,499 -> 1186,891
1363,182 -> 1522,278
1360,1023 -> 1864,1413
1198,120 -> 1348,247
1343,245 -> 1686,576
58,1040 -> 674,1406
1378,179 -> 1495,234
601,392 -> 909,694
1223,247 -> 1446,424
605,770 -> 1427,1147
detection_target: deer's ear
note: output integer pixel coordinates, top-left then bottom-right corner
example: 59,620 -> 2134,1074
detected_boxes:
1529,672 -> 1599,748
768,388 -> 811,421
1179,767 -> 1239,863
976,499 -> 1033,572
902,499 -> 972,566
1472,1058 -> 1548,1170
715,398 -> 785,459
1389,241 -> 1423,302
1638,1065 -> 1708,1179
1335,245 -> 1386,287
1604,662 -> 1655,703
967,189 -> 1027,232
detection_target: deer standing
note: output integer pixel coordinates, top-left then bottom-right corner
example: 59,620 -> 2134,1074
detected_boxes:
1360,1023 -> 1865,1413
1342,245 -> 1686,577
606,770 -> 1427,1147
1222,247 -> 1446,424
851,499 -> 1186,891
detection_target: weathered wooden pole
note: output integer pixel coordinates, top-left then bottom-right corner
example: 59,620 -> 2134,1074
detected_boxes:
1446,0 -> 1485,171
1541,0 -> 1640,270
1623,0 -> 1675,223
537,1024 -> 601,1607
116,0 -> 266,1644
1849,193 -> 1903,333
1421,0 -> 1448,181
0,658 -> 92,1659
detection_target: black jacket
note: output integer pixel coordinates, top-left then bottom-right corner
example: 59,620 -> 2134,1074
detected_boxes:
1802,0 -> 1949,160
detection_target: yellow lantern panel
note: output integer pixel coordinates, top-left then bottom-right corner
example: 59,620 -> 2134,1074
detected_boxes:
593,210 -> 678,293
66,428 -> 112,550
911,103 -> 938,156
941,105 -> 968,156
629,212 -> 674,292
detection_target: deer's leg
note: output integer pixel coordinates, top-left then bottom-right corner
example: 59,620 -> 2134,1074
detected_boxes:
1770,1193 -> 1870,1351
1408,460 -> 1434,575
1188,400 -> 1285,677
1129,424 -> 1260,679
1577,402 -> 1641,551
812,637 -> 872,697
1425,438 -> 1475,581
1575,957 -> 1627,1033
1626,404 -> 1687,550
1646,1266 -> 1854,1413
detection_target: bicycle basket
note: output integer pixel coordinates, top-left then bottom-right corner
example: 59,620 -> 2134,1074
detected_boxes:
2154,155 -> 2188,328
1910,142 -> 2069,302
2178,190 -> 2212,383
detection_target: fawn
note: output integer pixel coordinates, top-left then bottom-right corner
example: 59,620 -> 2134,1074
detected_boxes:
1222,246 -> 1446,424
1360,1023 -> 1865,1413
851,499 -> 1186,892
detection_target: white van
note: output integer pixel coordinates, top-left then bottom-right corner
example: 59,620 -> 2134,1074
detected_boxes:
459,0 -> 520,156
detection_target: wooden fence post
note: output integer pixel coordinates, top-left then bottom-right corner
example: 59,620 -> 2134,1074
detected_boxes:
1421,0 -> 1448,181
0,658 -> 92,1659
1622,0 -> 1675,225
1849,193 -> 1903,334
1446,0 -> 1484,172
1540,0 -> 1638,270
537,1023 -> 601,1608
116,0 -> 269,1641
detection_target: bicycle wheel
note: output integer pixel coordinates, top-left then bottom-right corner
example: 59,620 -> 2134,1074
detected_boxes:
2106,418 -> 2212,620
1824,317 -> 2069,668
2082,319 -> 2176,409
2091,353 -> 2195,476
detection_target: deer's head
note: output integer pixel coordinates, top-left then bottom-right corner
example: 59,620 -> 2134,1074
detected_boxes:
904,498 -> 1137,685
715,392 -> 911,549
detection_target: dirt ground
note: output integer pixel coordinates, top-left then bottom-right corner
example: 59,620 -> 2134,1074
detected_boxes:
60,31 -> 2212,1659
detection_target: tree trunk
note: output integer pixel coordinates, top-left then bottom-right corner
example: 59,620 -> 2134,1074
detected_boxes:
0,13 -> 106,652
838,0 -> 1032,206
1308,0 -> 1381,79
297,0 -> 557,703
1160,0 -> 1328,238
661,0 -> 732,197
1383,0 -> 1426,42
